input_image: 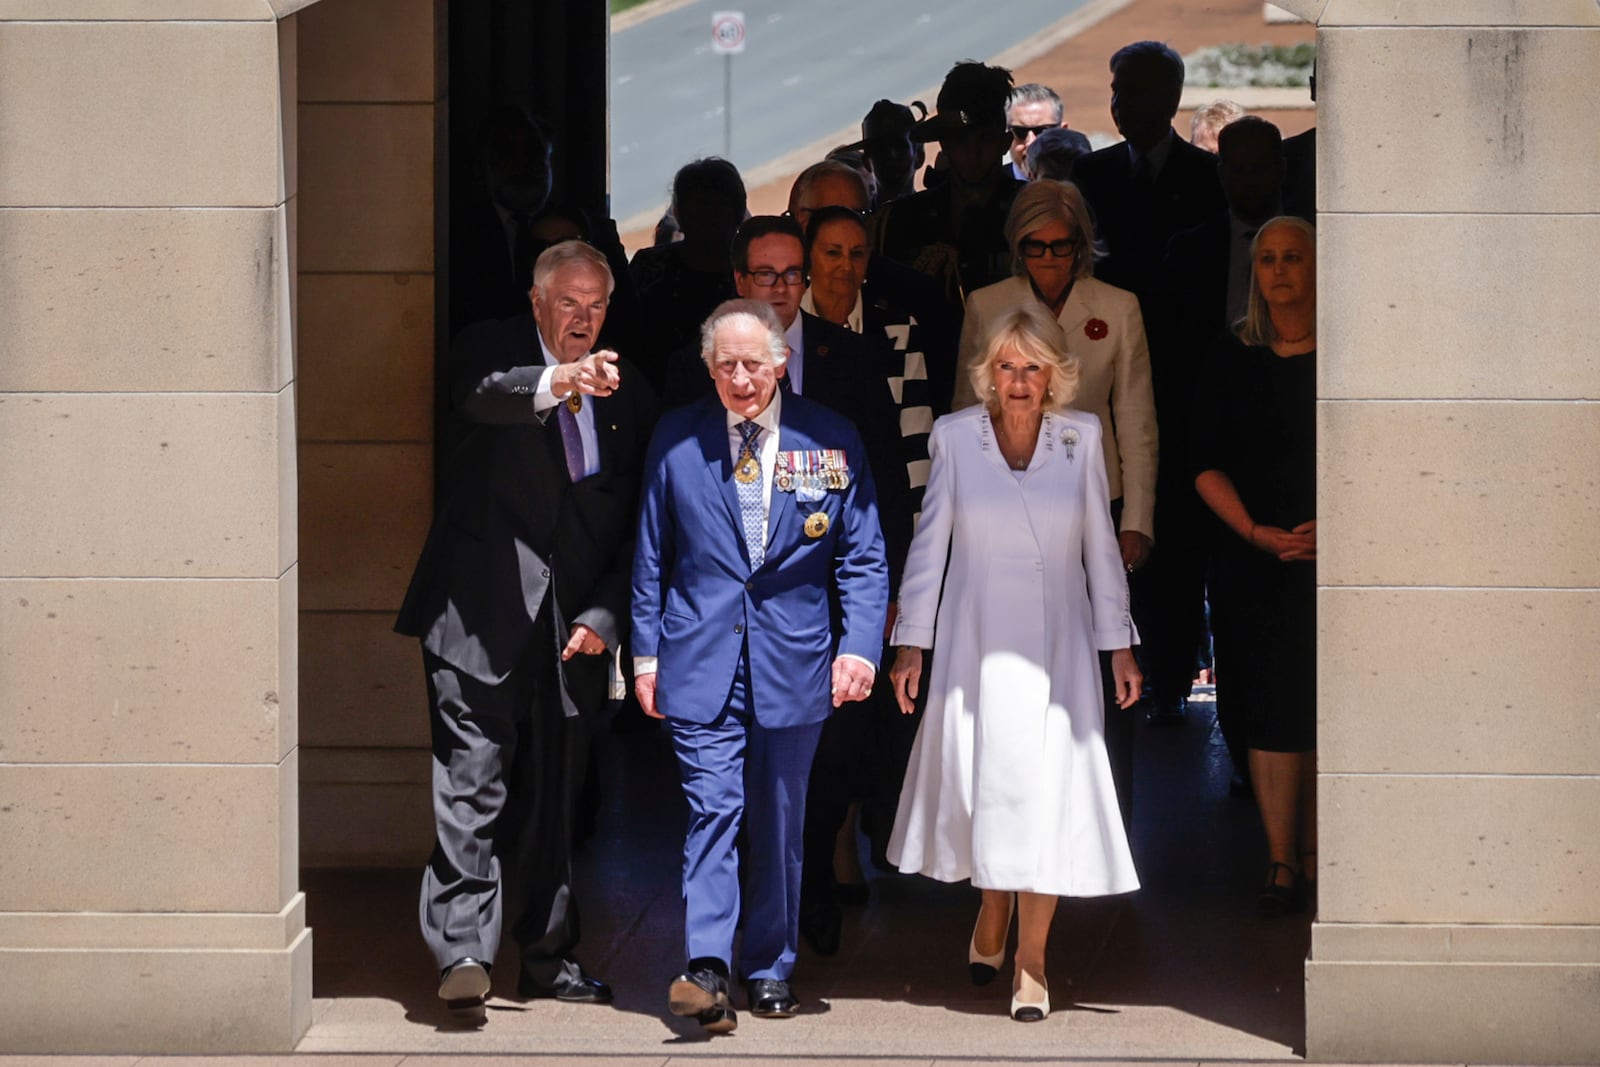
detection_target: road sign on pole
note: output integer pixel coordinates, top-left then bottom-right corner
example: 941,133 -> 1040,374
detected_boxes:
710,11 -> 745,54
711,12 -> 744,157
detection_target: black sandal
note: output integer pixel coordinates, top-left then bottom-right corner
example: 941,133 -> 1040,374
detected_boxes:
1257,861 -> 1301,917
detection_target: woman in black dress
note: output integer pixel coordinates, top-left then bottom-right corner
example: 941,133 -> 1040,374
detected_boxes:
1194,216 -> 1317,915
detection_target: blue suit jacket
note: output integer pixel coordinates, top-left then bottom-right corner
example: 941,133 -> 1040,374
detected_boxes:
632,393 -> 889,728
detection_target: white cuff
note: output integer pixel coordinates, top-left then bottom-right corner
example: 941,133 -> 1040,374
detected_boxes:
533,364 -> 561,412
838,653 -> 878,676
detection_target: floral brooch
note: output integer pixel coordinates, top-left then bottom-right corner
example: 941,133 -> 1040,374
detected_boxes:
1084,318 -> 1108,341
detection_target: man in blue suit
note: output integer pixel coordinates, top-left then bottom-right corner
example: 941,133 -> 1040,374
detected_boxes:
631,299 -> 889,1033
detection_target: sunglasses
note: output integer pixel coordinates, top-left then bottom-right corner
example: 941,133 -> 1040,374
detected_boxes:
1019,238 -> 1077,259
1009,124 -> 1055,142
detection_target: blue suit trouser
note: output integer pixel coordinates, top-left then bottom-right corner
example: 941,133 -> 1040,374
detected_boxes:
667,655 -> 824,981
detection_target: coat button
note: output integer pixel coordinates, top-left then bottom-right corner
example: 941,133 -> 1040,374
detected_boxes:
733,623 -> 744,635
542,568 -> 550,578
744,581 -> 753,591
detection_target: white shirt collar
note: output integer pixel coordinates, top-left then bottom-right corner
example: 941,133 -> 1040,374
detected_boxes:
726,388 -> 783,434
536,326 -> 561,368
798,288 -> 864,334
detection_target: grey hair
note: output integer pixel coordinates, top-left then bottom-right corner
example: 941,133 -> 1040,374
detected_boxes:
1007,82 -> 1064,124
1109,41 -> 1185,93
789,159 -> 869,214
968,302 -> 1079,414
1190,99 -> 1246,144
531,239 -> 615,296
699,299 -> 790,367
1003,179 -> 1102,281
1237,216 -> 1316,346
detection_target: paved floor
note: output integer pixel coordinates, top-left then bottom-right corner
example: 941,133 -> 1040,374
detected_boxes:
0,698 -> 1543,1062
275,689 -> 1318,1061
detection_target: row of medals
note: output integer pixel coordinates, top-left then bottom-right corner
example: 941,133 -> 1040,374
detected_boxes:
736,447 -> 840,539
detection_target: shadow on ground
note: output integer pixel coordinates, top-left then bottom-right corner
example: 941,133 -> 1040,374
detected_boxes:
303,692 -> 1311,1058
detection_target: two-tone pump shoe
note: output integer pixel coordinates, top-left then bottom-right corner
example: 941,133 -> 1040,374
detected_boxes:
968,894 -> 1014,986
1011,969 -> 1050,1022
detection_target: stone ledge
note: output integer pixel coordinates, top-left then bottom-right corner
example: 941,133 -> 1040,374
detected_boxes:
1314,920 -> 1600,963
1307,958 -> 1600,1064
1321,0 -> 1600,26
0,929 -> 311,1053
1180,85 -> 1314,110
0,1 -> 277,19
0,893 -> 304,950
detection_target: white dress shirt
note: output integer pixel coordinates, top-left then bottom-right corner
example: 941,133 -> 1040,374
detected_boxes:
533,333 -> 601,479
727,392 -> 784,544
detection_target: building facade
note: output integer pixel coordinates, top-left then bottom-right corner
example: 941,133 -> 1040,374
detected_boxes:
0,0 -> 1595,1059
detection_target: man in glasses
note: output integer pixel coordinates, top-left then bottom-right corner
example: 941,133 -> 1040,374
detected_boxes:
666,218 -> 908,548
1006,83 -> 1070,181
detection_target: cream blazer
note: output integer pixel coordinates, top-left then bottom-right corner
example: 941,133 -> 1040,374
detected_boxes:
953,274 -> 1158,539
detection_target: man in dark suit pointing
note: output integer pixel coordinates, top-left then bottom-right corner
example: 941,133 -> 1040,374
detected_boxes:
396,240 -> 655,1015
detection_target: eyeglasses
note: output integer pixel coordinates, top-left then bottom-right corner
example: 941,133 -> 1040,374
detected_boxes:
1009,124 -> 1054,142
743,268 -> 805,287
1019,238 -> 1077,259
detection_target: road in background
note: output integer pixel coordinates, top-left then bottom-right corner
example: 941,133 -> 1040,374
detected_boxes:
608,0 -> 1094,222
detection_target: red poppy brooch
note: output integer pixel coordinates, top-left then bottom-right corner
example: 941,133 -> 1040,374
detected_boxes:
1084,318 -> 1109,340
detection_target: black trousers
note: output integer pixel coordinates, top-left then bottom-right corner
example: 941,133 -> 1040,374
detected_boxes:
418,614 -> 594,988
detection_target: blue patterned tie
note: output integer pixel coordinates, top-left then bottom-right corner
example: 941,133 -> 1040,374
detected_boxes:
736,420 -> 765,569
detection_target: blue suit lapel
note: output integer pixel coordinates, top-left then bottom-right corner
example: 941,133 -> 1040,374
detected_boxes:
697,403 -> 749,559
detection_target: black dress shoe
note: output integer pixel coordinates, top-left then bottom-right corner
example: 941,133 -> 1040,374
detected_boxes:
438,956 -> 491,1008
669,966 -> 737,1034
518,968 -> 614,1004
799,904 -> 841,956
746,977 -> 799,1018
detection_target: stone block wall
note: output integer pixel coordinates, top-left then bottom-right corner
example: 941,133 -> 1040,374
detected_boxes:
1298,0 -> 1600,1062
294,0 -> 441,868
0,4 -> 308,1052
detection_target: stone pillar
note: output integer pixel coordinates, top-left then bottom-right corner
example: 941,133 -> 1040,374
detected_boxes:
294,0 -> 439,868
1297,1 -> 1600,1062
0,3 -> 309,1053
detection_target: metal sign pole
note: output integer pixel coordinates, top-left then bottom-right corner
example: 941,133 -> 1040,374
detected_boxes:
724,53 -> 733,158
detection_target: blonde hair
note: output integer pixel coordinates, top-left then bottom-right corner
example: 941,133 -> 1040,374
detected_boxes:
1237,216 -> 1316,346
1003,179 -> 1101,281
967,303 -> 1079,413
1190,99 -> 1246,150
